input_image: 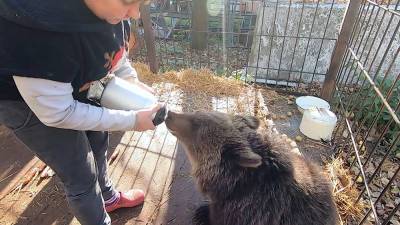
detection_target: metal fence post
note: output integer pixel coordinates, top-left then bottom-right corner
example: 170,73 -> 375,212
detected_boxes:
140,4 -> 159,73
321,0 -> 363,101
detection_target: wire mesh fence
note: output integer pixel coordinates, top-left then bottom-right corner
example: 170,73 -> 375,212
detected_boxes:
130,0 -> 349,92
331,0 -> 400,224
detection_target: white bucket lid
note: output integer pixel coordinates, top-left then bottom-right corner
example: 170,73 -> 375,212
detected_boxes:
304,107 -> 337,124
296,96 -> 330,112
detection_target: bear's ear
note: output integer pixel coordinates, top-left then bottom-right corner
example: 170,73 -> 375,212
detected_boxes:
245,116 -> 260,129
236,148 -> 262,168
235,115 -> 260,130
222,140 -> 262,168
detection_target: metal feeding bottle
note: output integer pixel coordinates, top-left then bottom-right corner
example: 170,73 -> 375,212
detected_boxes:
87,74 -> 167,126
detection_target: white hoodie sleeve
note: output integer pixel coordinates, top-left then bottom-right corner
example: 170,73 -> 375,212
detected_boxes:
113,53 -> 138,81
13,76 -> 137,131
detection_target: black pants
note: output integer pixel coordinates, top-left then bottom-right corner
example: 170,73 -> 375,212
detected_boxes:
0,100 -> 117,225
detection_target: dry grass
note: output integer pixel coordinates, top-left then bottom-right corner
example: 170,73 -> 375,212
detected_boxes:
134,63 -> 245,97
325,157 -> 366,225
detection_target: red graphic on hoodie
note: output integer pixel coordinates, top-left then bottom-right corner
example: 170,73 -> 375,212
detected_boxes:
78,26 -> 130,93
104,47 -> 124,72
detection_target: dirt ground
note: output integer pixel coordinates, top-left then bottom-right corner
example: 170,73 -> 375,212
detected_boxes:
0,82 -> 335,225
258,88 -> 335,164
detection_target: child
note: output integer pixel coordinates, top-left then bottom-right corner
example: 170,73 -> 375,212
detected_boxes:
0,0 -> 158,224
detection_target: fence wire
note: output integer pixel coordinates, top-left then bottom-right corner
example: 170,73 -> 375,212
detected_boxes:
332,0 -> 400,224
130,0 -> 347,92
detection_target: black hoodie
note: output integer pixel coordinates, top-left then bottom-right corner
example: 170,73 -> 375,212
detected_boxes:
0,0 -> 131,101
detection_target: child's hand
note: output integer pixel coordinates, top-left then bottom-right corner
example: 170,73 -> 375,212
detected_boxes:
134,104 -> 162,131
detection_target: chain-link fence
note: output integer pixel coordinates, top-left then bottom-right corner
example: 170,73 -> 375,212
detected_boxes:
130,0 -> 349,92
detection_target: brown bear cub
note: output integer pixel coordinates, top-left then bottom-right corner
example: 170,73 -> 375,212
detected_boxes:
165,111 -> 339,225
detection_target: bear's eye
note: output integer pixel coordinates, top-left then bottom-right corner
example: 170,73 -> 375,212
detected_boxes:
191,121 -> 201,131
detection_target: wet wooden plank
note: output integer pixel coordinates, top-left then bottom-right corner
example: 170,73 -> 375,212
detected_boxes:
133,125 -> 176,224
152,143 -> 178,225
108,131 -> 137,181
154,144 -> 204,225
109,132 -> 144,190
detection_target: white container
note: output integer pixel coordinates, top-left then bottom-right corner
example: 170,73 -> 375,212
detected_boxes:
100,76 -> 158,111
87,75 -> 168,126
299,107 -> 337,141
296,96 -> 330,114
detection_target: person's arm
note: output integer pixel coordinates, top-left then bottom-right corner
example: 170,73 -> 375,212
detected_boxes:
113,53 -> 138,82
13,76 -> 157,131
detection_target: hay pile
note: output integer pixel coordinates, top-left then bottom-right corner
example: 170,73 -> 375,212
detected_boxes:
325,157 -> 366,225
134,63 -> 245,97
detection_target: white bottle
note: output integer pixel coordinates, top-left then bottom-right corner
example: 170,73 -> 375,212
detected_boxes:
87,75 -> 167,126
100,76 -> 157,111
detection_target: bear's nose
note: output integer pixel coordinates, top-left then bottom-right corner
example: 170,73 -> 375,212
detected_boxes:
166,111 -> 188,121
167,110 -> 173,118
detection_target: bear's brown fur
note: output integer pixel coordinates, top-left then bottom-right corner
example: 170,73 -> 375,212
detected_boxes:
165,111 -> 339,225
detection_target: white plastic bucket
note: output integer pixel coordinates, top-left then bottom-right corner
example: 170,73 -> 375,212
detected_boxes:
299,107 -> 337,141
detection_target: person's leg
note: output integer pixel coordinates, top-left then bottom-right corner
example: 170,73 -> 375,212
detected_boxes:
85,131 -> 116,200
86,130 -> 145,212
0,101 -> 110,225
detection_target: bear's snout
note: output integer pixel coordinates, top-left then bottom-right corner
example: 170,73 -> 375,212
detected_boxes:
165,111 -> 193,139
165,110 -> 178,129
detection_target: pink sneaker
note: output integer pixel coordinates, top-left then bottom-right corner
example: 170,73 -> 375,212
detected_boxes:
105,189 -> 145,213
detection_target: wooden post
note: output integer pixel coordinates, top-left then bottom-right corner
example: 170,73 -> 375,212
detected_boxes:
191,0 -> 208,50
176,0 -> 181,12
321,0 -> 362,101
224,0 -> 234,47
140,4 -> 159,73
165,0 -> 171,11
